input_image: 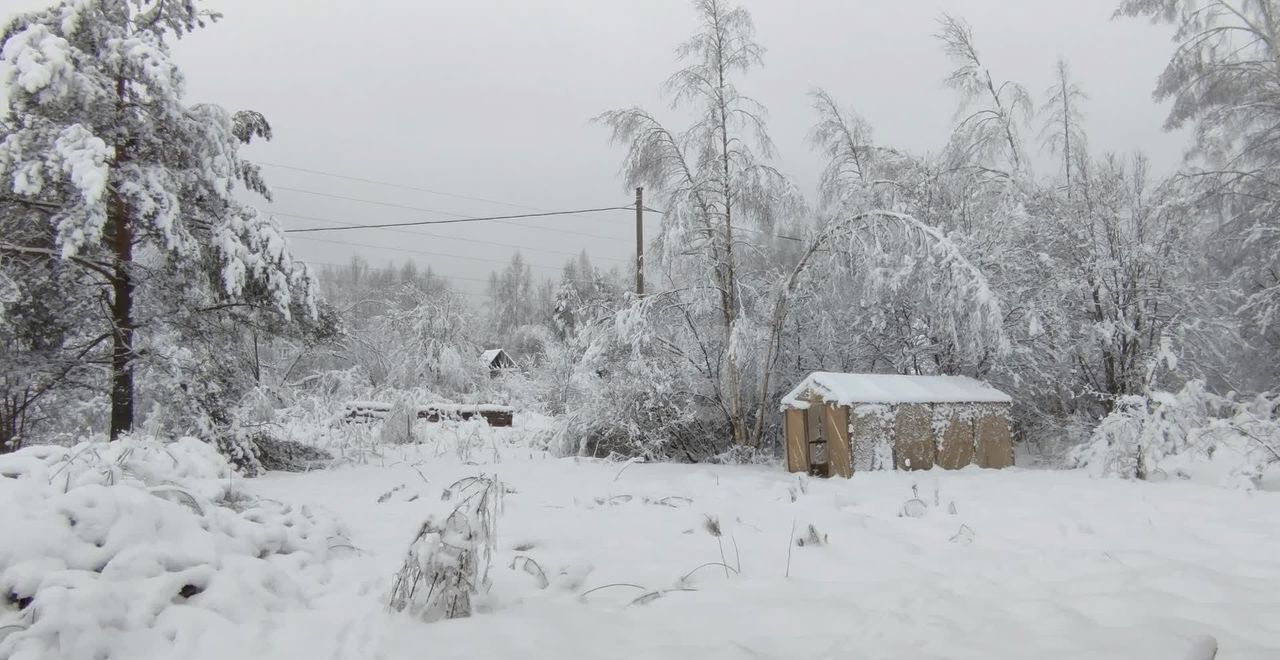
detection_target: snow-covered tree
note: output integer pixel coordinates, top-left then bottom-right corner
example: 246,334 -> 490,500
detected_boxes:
1039,59 -> 1089,194
0,197 -> 101,451
936,14 -> 1032,176
550,251 -> 624,340
1117,0 -> 1280,385
487,252 -> 535,338
598,0 -> 802,450
0,0 -> 316,440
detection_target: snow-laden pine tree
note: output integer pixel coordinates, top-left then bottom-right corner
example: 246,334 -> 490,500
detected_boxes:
0,0 -> 315,440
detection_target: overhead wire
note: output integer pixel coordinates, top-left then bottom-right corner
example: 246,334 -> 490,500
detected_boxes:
292,235 -> 578,273
262,161 -> 647,305
270,209 -> 629,263
258,162 -> 551,212
274,195 -> 635,241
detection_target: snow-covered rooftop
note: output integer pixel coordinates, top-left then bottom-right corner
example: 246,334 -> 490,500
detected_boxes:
480,349 -> 504,363
781,372 -> 1011,408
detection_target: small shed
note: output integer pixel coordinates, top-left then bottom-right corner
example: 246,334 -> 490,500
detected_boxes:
780,372 -> 1013,477
481,348 -> 517,376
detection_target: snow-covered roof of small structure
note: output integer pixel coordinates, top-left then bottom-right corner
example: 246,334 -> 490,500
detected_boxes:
480,349 -> 504,363
781,372 -> 1011,409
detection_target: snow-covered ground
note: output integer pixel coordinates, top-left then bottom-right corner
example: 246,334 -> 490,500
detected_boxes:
259,450 -> 1280,659
4,426 -> 1280,659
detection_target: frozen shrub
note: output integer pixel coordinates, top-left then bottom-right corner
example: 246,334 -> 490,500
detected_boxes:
251,432 -> 332,472
1070,380 -> 1280,488
387,476 -> 501,622
379,398 -> 418,446
215,426 -> 266,477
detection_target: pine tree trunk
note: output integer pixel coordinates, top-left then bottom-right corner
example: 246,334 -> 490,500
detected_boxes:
107,71 -> 134,441
108,194 -> 134,440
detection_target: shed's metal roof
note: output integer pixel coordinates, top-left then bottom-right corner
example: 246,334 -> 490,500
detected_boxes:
781,372 -> 1011,409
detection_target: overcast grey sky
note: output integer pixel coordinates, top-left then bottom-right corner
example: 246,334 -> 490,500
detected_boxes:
6,0 -> 1185,303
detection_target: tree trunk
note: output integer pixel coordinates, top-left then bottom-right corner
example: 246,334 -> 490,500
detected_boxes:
713,20 -> 747,449
108,193 -> 134,440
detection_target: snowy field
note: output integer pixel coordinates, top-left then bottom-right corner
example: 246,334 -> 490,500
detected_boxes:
3,426 -> 1280,660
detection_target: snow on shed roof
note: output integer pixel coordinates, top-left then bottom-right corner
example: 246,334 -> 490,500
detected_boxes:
781,372 -> 1011,409
480,349 -> 505,363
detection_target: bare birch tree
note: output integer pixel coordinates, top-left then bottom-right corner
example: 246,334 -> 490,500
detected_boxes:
598,0 -> 798,449
1039,59 -> 1089,195
936,14 -> 1032,176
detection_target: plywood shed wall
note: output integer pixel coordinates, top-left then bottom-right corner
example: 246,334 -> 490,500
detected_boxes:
780,372 -> 1013,477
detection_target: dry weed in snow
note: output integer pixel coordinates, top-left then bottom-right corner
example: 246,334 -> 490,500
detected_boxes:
387,475 -> 501,622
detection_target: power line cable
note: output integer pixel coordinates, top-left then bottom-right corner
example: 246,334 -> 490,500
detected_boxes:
259,162 -> 550,212
271,209 -> 629,263
281,204 -> 636,240
264,164 -> 801,243
292,234 -> 579,274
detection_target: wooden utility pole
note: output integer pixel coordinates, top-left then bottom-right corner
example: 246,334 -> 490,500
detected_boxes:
635,186 -> 644,296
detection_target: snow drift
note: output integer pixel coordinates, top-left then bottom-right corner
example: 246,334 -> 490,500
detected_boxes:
0,437 -> 349,660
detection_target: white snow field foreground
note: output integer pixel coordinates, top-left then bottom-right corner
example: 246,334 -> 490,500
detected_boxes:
3,432 -> 1280,659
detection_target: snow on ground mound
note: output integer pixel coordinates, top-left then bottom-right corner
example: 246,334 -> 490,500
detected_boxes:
0,437 -> 350,660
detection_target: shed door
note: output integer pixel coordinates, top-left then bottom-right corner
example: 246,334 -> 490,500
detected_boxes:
784,408 -> 809,474
806,405 -> 828,476
824,404 -> 852,478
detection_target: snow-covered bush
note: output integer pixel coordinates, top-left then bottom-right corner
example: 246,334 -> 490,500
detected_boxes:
0,437 -> 348,659
551,305 -> 727,461
379,397 -> 419,446
388,476 -> 501,622
1070,381 -> 1280,488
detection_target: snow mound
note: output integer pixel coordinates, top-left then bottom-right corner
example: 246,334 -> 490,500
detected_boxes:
0,437 -> 350,660
0,437 -> 233,501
